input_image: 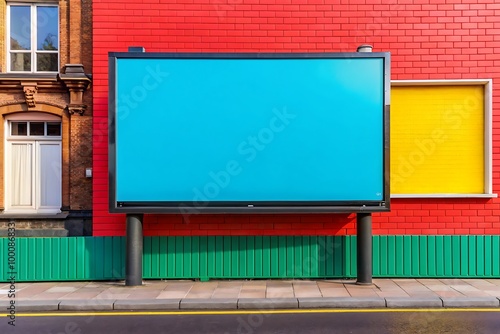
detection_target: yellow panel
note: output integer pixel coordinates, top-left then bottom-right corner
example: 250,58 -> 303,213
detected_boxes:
391,85 -> 484,194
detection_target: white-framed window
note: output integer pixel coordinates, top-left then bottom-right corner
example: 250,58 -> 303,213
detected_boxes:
6,3 -> 59,73
5,113 -> 62,213
390,79 -> 495,198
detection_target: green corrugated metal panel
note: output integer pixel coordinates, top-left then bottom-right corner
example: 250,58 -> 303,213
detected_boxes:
492,237 -> 500,276
0,237 -> 125,282
372,235 -> 500,278
344,236 -> 356,277
1,235 -> 500,281
141,236 -> 349,279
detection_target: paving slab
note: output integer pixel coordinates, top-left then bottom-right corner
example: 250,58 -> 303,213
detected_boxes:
127,292 -> 163,299
184,292 -> 215,299
293,288 -> 323,298
393,279 -> 418,283
15,285 -> 53,298
433,290 -> 467,298
385,297 -> 443,308
212,289 -> 241,299
449,284 -> 480,292
423,284 -> 456,292
58,291 -> 107,300
157,291 -> 189,299
397,284 -> 433,294
373,279 -> 403,287
242,281 -> 267,288
483,289 -> 500,298
486,279 -> 500,286
465,279 -> 497,287
29,292 -> 70,300
238,298 -> 298,309
344,289 -> 379,298
375,291 -> 411,298
46,286 -> 79,293
238,288 -> 266,299
439,279 -> 468,286
162,283 -> 194,292
94,293 -> 130,300
114,299 -> 180,310
59,300 -> 115,311
180,298 -> 237,310
317,281 -> 345,288
2,279 -> 500,312
441,297 -> 500,308
266,287 -> 295,298
318,288 -> 351,298
184,283 -> 217,298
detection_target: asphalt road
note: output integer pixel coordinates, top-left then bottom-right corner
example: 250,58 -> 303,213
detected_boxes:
2,309 -> 500,334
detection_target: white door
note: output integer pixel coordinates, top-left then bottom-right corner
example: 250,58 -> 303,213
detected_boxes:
6,141 -> 62,213
6,140 -> 62,213
5,117 -> 62,214
38,142 -> 62,211
9,142 -> 34,209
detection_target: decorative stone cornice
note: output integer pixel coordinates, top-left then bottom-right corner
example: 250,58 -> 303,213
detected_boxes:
0,65 -> 91,115
22,83 -> 38,108
59,64 -> 92,116
67,104 -> 87,116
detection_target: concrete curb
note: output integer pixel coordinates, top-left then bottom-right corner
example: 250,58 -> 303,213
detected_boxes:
237,298 -> 298,309
298,297 -> 385,308
114,299 -> 180,310
0,300 -> 60,312
180,298 -> 238,310
385,297 -> 443,308
3,297 -> 500,312
59,300 -> 115,311
441,297 -> 500,308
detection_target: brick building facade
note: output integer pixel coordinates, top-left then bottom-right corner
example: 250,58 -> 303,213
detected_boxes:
93,0 -> 500,238
0,0 -> 93,236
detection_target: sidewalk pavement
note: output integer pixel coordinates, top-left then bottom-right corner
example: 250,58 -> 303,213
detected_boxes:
1,278 -> 500,312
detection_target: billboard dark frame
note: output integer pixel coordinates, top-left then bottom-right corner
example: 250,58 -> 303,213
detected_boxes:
108,52 -> 390,214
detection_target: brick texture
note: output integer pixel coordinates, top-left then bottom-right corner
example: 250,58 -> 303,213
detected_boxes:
93,0 -> 500,236
0,1 -> 5,72
0,0 -> 93,212
59,0 -> 93,74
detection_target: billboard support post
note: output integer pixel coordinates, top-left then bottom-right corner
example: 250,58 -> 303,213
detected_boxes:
355,45 -> 375,286
126,214 -> 143,286
356,213 -> 372,285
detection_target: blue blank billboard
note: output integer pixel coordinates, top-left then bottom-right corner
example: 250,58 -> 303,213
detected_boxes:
109,53 -> 390,213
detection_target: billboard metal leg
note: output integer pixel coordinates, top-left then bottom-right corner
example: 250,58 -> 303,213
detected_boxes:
356,213 -> 372,285
126,214 -> 143,286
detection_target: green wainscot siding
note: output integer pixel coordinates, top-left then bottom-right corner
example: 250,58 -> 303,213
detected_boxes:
0,236 -> 499,282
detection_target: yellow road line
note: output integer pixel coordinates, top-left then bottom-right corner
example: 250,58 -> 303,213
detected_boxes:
4,308 -> 500,317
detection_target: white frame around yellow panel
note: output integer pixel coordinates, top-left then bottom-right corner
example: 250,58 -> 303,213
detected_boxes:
390,79 -> 495,198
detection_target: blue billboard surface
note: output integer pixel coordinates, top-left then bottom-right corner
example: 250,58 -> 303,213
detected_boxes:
109,53 -> 390,213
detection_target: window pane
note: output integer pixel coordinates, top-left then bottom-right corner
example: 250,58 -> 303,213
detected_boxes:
40,143 -> 62,207
47,122 -> 61,136
30,122 -> 45,136
36,53 -> 58,72
11,122 -> 28,136
37,6 -> 58,51
10,6 -> 31,50
10,53 -> 31,71
11,144 -> 33,206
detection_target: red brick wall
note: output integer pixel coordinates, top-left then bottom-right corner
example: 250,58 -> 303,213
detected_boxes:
93,0 -> 500,236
